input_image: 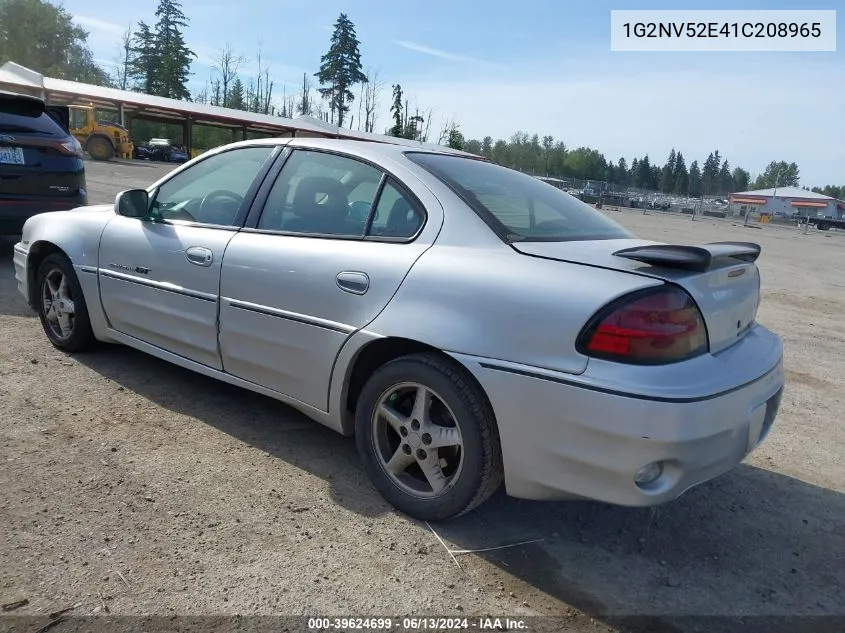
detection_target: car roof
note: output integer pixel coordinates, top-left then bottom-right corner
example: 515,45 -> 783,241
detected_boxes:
217,136 -> 486,165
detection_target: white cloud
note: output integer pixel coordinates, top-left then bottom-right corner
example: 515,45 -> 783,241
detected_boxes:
393,40 -> 492,65
73,15 -> 125,37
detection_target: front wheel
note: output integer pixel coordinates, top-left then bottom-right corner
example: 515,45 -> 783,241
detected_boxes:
355,353 -> 503,521
36,254 -> 96,353
86,136 -> 113,161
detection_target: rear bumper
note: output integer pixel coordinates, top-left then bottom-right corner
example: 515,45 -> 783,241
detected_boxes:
0,194 -> 87,235
453,325 -> 785,506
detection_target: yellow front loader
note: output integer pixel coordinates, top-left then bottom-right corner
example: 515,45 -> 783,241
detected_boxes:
68,105 -> 133,161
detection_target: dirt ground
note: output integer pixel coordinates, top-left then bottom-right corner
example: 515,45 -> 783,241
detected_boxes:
0,160 -> 843,633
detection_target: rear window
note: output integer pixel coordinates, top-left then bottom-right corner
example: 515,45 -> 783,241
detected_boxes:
0,95 -> 65,136
407,153 -> 632,242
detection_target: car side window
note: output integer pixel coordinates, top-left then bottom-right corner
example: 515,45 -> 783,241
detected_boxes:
151,146 -> 274,227
367,180 -> 424,239
257,150 -> 383,237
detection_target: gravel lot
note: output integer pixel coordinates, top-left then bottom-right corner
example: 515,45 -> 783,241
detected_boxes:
1,159 -> 843,632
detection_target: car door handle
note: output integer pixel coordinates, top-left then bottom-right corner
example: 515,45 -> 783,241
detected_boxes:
185,246 -> 213,267
336,271 -> 369,295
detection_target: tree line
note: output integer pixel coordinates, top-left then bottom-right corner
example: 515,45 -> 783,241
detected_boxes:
1,0 -> 841,197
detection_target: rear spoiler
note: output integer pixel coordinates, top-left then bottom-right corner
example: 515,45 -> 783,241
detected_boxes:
613,241 -> 761,272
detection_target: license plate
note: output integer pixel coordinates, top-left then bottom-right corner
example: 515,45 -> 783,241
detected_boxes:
0,146 -> 25,165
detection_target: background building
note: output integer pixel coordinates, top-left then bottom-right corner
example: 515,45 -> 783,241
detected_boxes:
729,187 -> 844,220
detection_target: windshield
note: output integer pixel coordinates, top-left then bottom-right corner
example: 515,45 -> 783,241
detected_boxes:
407,153 -> 632,242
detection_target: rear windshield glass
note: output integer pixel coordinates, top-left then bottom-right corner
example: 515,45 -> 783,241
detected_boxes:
407,153 -> 632,242
0,96 -> 63,136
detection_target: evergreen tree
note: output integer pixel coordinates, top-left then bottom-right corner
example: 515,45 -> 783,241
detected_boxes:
732,167 -> 750,192
673,152 -> 688,195
634,155 -> 652,189
152,0 -> 194,99
616,157 -> 628,186
315,13 -> 367,127
718,159 -> 734,195
688,160 -> 702,197
659,149 -> 676,193
447,124 -> 464,150
226,77 -> 245,110
128,21 -> 157,93
650,164 -> 661,191
389,84 -> 404,137
702,151 -> 721,195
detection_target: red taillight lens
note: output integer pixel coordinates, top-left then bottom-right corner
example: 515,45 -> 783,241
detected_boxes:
56,137 -> 83,157
577,286 -> 708,364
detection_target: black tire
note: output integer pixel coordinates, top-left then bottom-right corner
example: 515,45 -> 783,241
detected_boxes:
86,136 -> 113,161
355,353 -> 504,521
817,222 -> 830,231
35,253 -> 96,353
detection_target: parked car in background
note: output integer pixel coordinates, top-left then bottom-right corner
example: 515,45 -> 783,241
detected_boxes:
14,138 -> 784,520
0,90 -> 87,235
133,138 -> 189,163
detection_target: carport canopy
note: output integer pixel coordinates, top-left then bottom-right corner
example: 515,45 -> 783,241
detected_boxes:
0,61 -> 472,155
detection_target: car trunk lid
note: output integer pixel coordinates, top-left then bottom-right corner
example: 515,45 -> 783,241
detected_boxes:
513,238 -> 762,355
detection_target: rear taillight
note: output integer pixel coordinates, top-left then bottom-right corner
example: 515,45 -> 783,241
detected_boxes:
577,286 -> 708,364
57,137 -> 83,157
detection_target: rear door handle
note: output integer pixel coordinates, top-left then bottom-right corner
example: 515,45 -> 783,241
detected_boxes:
186,246 -> 213,267
336,271 -> 369,295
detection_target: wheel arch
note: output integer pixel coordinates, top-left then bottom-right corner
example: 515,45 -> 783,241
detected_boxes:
26,241 -> 69,307
336,335 -> 496,437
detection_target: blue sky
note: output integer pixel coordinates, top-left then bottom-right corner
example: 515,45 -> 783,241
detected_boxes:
63,0 -> 843,186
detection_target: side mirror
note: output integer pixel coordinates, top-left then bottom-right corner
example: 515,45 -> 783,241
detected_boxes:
115,189 -> 149,218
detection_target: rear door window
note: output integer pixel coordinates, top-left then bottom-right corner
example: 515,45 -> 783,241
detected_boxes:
257,150 -> 383,237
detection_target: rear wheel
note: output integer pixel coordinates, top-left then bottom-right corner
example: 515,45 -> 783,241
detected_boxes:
36,254 -> 96,353
817,222 -> 830,231
355,353 -> 503,521
86,136 -> 113,161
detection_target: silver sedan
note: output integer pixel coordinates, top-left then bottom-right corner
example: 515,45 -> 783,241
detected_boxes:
14,138 -> 784,520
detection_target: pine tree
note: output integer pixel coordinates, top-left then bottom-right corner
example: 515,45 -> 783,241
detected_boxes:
152,0 -> 194,99
616,158 -> 628,186
128,21 -> 157,93
732,167 -> 750,192
672,152 -> 688,195
389,84 -> 404,137
659,149 -> 676,193
447,124 -> 464,150
315,13 -> 367,127
688,160 -> 702,197
227,77 -> 245,110
634,155 -> 652,189
718,159 -> 734,195
702,151 -> 721,195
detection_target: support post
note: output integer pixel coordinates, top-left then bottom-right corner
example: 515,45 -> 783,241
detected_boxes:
183,115 -> 193,157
